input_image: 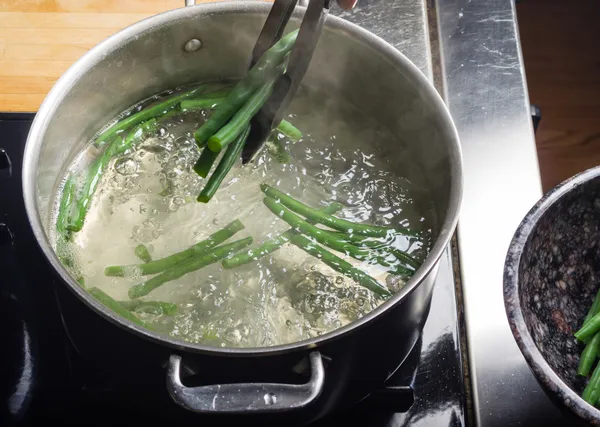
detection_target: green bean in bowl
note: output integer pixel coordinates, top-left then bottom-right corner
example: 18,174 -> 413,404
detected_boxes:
504,166 -> 600,424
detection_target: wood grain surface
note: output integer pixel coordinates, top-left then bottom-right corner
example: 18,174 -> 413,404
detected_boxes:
0,0 -> 207,112
518,0 -> 600,191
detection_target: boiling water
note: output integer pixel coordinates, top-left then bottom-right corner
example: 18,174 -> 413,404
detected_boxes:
53,84 -> 434,348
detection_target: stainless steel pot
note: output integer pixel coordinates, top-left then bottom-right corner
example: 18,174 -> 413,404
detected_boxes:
22,1 -> 462,418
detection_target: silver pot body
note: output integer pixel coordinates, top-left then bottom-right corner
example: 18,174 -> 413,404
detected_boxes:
22,1 -> 461,417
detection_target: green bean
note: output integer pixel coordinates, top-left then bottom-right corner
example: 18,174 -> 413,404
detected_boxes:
193,30 -> 298,146
134,244 -> 152,263
578,332 -> 600,377
266,137 -> 290,164
576,312 -> 600,342
193,146 -> 221,178
198,126 -> 250,203
184,104 -> 300,139
66,141 -> 119,232
56,175 -> 75,236
105,219 -> 244,277
180,87 -> 233,111
328,231 -> 421,270
88,287 -> 145,327
207,81 -> 275,152
67,118 -> 160,233
277,119 -> 302,141
113,118 -> 157,157
94,85 -> 209,148
262,196 -> 370,258
584,361 -> 600,405
118,300 -> 177,316
223,233 -> 290,269
187,87 -> 232,100
585,289 -> 600,327
290,234 -> 391,298
390,249 -> 421,270
264,197 -> 409,274
157,108 -> 184,124
128,236 -> 253,298
582,289 -> 600,345
260,184 -> 403,238
223,203 -> 343,269
327,230 -> 385,247
181,97 -> 226,111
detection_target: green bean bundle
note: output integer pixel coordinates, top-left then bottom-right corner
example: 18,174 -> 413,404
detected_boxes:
291,235 -> 391,298
260,184 -> 409,238
193,30 -> 298,146
105,219 -> 244,277
223,203 -> 343,269
128,236 -> 253,298
198,126 -> 251,203
207,82 -> 276,152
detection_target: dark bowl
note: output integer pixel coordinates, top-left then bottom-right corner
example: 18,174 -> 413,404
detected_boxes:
505,166 -> 600,425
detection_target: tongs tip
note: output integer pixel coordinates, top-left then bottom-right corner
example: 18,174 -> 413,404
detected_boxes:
243,0 -> 332,163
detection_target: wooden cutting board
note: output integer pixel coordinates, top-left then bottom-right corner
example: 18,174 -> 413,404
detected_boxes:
0,0 -> 218,112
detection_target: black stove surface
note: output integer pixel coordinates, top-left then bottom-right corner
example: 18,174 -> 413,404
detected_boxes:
0,113 -> 468,427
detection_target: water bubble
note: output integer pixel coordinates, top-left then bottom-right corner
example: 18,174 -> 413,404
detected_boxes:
131,218 -> 163,243
175,136 -> 193,147
324,295 -> 338,310
114,157 -> 138,175
212,218 -> 220,225
335,276 -> 344,284
168,199 -> 181,212
155,151 -> 170,164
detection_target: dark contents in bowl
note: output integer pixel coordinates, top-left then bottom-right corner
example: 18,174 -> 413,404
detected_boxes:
519,179 -> 600,394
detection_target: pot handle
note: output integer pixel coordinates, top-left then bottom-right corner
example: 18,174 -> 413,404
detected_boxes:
184,0 -> 195,6
166,351 -> 325,413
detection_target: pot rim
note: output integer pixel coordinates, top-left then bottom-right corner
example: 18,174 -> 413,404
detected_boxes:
504,165 -> 600,424
23,1 -> 463,356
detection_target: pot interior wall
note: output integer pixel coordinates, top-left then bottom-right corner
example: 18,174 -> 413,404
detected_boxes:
30,6 -> 455,242
519,177 -> 600,394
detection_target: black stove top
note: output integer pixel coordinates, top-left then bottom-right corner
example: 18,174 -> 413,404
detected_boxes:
0,113 -> 468,427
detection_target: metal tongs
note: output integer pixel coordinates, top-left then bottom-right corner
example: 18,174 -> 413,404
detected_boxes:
241,0 -> 332,163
